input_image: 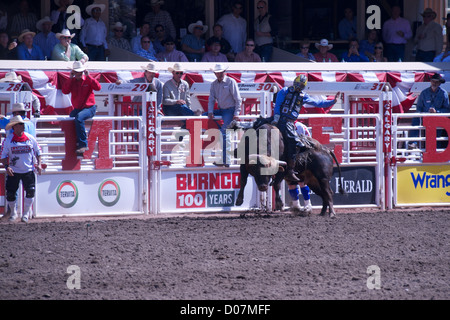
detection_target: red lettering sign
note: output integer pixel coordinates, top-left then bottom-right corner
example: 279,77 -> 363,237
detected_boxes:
423,116 -> 450,163
309,117 -> 343,163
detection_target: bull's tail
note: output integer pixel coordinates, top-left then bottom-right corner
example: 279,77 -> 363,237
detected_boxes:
329,149 -> 346,195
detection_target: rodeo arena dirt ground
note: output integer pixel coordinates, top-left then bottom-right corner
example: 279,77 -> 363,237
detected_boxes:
1,205 -> 449,307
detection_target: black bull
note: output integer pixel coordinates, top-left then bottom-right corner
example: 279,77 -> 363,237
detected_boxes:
234,121 -> 345,217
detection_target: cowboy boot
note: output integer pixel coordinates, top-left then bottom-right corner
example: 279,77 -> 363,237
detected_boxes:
285,159 -> 300,182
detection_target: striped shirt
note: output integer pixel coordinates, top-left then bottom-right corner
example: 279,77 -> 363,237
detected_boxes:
143,10 -> 176,40
10,12 -> 38,35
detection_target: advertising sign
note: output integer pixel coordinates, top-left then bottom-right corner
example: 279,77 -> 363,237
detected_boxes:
160,170 -> 258,213
397,165 -> 450,204
36,171 -> 140,216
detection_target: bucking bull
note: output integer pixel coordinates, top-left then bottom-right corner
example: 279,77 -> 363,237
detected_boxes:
234,117 -> 345,218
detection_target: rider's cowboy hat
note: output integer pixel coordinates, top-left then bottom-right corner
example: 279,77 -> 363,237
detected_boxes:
36,16 -> 53,32
188,20 -> 208,34
18,29 -> 36,42
210,63 -> 229,73
68,61 -> 87,73
111,21 -> 127,32
56,29 -> 76,39
12,103 -> 30,113
5,115 -> 27,131
86,3 -> 106,16
315,39 -> 333,50
141,63 -> 158,73
0,72 -> 22,83
168,63 -> 185,73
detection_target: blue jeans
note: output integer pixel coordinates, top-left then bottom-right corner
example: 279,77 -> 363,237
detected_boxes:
385,43 -> 405,62
256,44 -> 273,62
206,107 -> 236,164
70,105 -> 97,149
162,104 -> 194,117
87,45 -> 105,61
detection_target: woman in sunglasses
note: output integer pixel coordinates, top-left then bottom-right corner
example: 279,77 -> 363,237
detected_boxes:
370,42 -> 387,62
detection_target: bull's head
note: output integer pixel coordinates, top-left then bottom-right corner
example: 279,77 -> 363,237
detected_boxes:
246,154 -> 286,191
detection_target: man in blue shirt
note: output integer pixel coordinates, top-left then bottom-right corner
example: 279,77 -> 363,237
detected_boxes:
341,39 -> 369,62
271,75 -> 340,181
409,73 -> 450,149
16,29 -> 45,60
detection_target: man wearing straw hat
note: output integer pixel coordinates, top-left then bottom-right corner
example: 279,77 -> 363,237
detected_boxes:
52,29 -> 88,62
16,29 -> 45,60
116,63 -> 163,112
207,63 -> 242,167
34,16 -> 58,59
1,115 -> 42,223
162,63 -> 196,117
62,61 -> 101,156
414,8 -> 443,62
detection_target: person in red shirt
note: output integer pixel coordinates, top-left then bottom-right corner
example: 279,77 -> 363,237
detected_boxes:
62,61 -> 101,156
313,39 -> 339,62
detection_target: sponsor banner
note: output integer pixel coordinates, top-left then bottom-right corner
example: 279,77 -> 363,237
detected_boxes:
160,170 -> 257,213
397,165 -> 450,204
36,171 -> 139,216
305,166 -> 376,206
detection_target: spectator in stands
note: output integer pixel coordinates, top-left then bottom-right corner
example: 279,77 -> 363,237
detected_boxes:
254,0 -> 277,62
341,39 -> 369,62
433,44 -> 450,62
52,29 -> 88,62
446,13 -> 450,44
162,63 -> 198,118
80,3 -> 109,61
359,29 -> 379,61
17,29 -> 44,60
34,16 -> 58,60
131,22 -> 150,54
0,30 -> 18,60
295,41 -> 315,61
235,38 -> 261,62
338,7 -> 357,41
144,0 -> 176,40
152,24 -> 166,54
382,5 -> 412,62
207,63 -> 242,167
0,9 -> 7,30
156,36 -> 188,62
135,35 -> 157,61
62,61 -> 101,157
201,40 -> 228,62
116,63 -> 163,113
313,39 -> 338,62
181,20 -> 207,62
217,1 -> 247,56
414,8 -> 443,62
409,73 -> 450,149
9,0 -> 38,36
108,22 -> 131,52
1,114 -> 42,223
370,42 -> 388,62
206,24 -> 234,61
51,0 -> 84,45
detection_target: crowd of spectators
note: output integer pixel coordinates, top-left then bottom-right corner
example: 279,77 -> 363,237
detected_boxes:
0,1 -> 448,64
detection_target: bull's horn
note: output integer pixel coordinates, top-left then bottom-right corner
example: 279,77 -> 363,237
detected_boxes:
277,160 -> 287,166
248,154 -> 261,164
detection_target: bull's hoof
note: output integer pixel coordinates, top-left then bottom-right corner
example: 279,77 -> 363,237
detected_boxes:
235,198 -> 243,206
275,201 -> 284,211
329,212 -> 337,219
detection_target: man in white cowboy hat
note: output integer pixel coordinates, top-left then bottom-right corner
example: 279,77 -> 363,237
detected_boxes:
80,2 -> 109,61
181,20 -> 208,62
1,115 -> 42,223
51,0 -> 84,45
0,102 -> 36,137
0,72 -> 41,117
116,63 -> 163,111
414,8 -> 443,62
144,0 -> 176,40
62,61 -> 101,156
17,29 -> 45,60
207,63 -> 242,166
52,29 -> 88,62
162,63 -> 196,118
108,22 -> 132,52
313,39 -> 338,62
33,16 -> 59,59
